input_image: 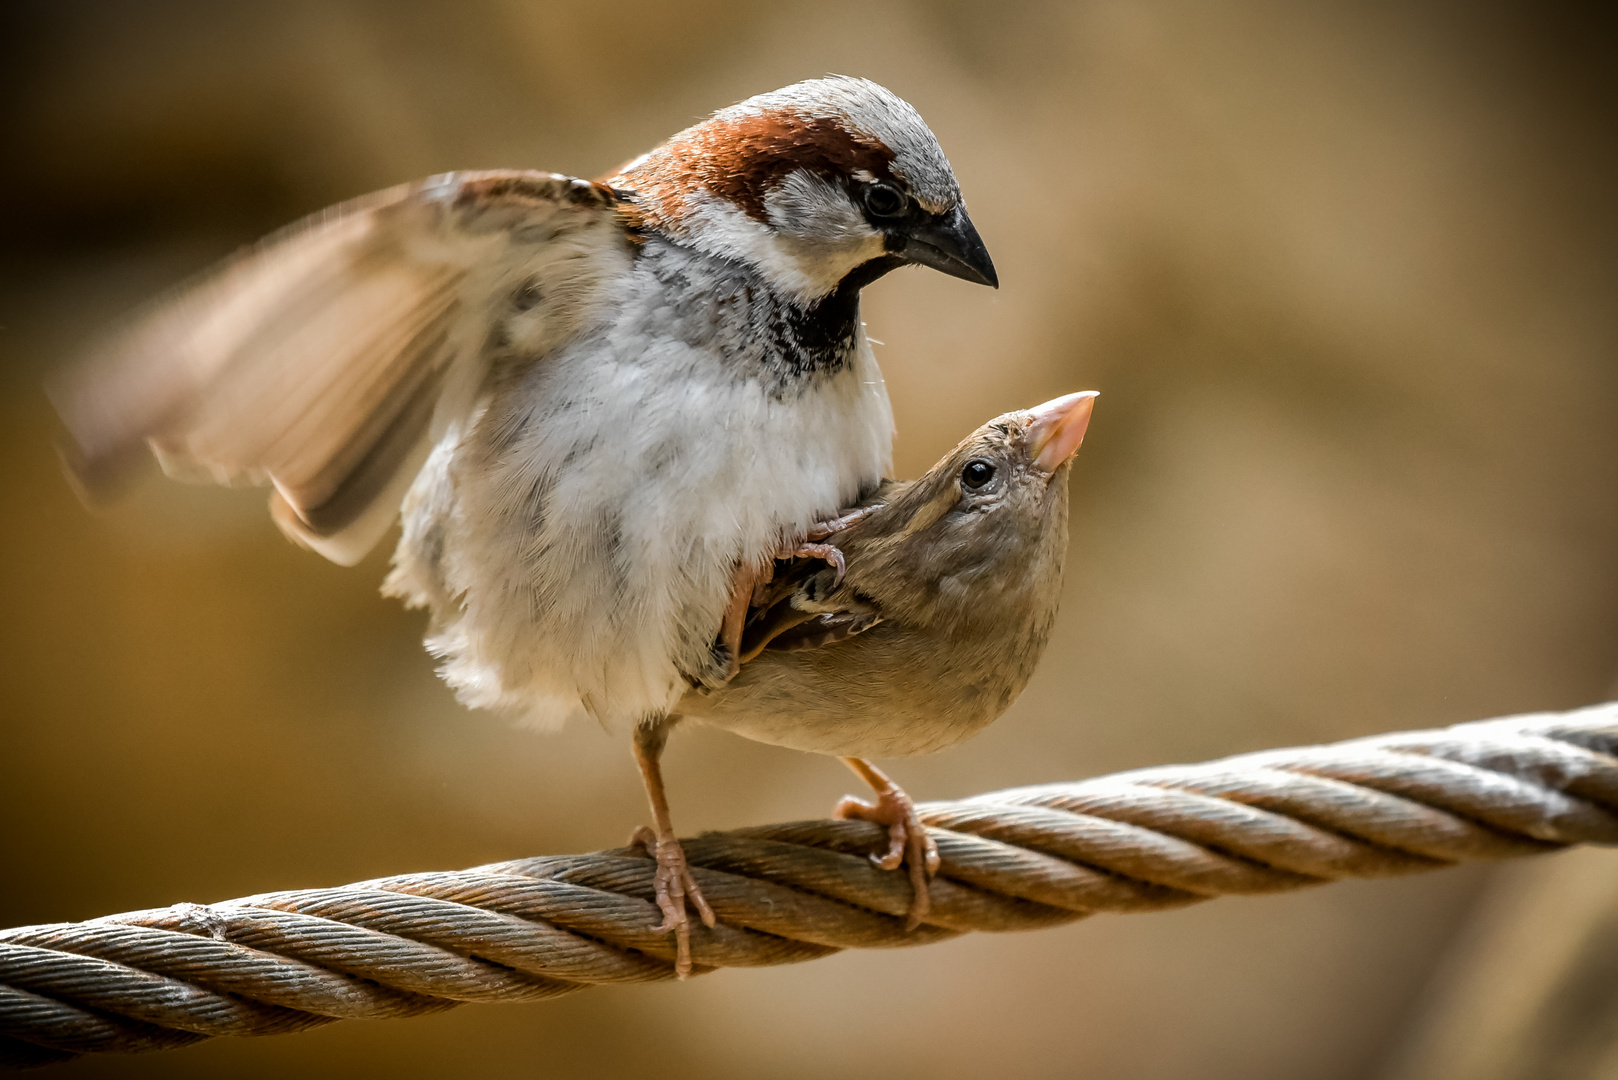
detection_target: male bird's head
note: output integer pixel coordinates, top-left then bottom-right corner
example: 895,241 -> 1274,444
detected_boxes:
605,76 -> 996,306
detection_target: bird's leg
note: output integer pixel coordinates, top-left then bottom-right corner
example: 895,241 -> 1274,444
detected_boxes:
716,560 -> 765,681
750,558 -> 777,606
711,506 -> 875,684
804,504 -> 878,541
627,718 -> 714,978
833,757 -> 940,930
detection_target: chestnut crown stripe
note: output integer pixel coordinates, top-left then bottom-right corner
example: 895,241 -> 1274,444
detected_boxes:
647,113 -> 899,224
603,76 -> 963,236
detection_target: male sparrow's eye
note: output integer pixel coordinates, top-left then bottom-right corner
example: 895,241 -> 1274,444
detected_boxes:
863,182 -> 907,218
961,459 -> 997,490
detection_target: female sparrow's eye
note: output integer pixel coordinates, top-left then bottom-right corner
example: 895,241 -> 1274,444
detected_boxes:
863,182 -> 907,218
961,459 -> 997,490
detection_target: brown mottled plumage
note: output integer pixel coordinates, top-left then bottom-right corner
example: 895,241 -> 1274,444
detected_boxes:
670,390 -> 1098,925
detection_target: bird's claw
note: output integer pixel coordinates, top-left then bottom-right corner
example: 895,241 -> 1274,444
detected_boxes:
783,506 -> 876,586
834,785 -> 939,930
630,825 -> 715,978
789,541 -> 847,585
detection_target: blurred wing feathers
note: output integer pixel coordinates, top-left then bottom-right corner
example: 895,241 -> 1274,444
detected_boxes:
51,171 -> 625,565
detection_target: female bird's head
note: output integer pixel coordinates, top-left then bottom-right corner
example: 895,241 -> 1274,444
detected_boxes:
852,391 -> 1097,630
604,76 -> 997,306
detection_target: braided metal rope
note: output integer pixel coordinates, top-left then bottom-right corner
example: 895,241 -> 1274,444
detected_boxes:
4,703 -> 1617,1068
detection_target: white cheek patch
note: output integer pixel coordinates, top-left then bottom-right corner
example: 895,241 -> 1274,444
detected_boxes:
681,183 -> 885,306
766,170 -> 870,245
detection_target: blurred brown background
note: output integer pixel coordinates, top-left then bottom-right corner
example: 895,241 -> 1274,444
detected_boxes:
3,1 -> 1617,1077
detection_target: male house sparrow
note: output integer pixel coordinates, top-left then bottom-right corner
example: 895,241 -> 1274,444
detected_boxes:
50,78 -> 996,956
667,390 -> 1096,958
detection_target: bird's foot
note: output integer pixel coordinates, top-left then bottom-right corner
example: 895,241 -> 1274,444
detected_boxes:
784,506 -> 877,587
629,825 -> 715,978
834,782 -> 940,930
805,505 -> 877,541
786,541 -> 846,584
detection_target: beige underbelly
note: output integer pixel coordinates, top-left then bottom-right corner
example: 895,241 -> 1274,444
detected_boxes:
676,625 -> 1021,758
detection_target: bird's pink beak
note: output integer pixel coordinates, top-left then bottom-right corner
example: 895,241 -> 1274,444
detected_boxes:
1027,391 -> 1098,474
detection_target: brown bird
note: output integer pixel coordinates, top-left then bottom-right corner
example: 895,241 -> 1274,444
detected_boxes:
49,77 -> 997,960
646,390 -> 1096,967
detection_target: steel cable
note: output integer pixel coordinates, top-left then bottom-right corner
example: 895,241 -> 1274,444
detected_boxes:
3,703 -> 1615,1068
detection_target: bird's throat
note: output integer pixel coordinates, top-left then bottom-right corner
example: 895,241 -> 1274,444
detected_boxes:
773,255 -> 905,379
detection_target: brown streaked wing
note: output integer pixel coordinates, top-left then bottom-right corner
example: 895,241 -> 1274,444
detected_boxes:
763,610 -> 882,652
49,171 -> 623,566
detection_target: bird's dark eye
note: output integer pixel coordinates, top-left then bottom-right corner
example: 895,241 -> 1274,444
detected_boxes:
863,182 -> 907,218
961,459 -> 997,490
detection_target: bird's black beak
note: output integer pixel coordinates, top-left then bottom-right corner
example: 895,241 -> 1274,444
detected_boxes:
895,205 -> 998,288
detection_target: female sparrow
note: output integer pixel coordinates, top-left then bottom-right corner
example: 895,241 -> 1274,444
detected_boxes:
663,390 -> 1097,965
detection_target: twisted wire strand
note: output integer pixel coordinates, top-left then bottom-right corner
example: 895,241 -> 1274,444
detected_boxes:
3,703 -> 1616,1068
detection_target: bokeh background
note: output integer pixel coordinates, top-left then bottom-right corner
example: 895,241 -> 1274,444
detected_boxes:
3,2 -> 1617,1077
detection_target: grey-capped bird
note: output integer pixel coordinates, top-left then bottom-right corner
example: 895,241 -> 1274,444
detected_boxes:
49,77 -> 997,962
666,390 -> 1096,956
